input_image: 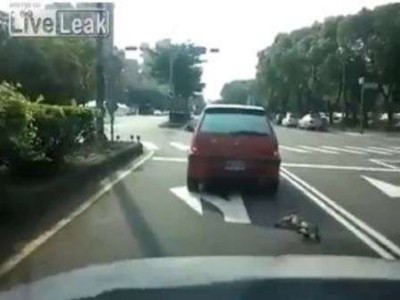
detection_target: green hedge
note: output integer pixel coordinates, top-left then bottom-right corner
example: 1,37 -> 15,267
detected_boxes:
0,82 -> 95,173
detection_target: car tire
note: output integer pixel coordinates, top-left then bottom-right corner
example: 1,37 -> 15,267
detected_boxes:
270,180 -> 279,195
187,177 -> 199,192
260,180 -> 279,196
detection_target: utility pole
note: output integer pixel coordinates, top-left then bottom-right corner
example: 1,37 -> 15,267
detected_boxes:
95,2 -> 105,142
359,77 -> 365,134
169,51 -> 176,97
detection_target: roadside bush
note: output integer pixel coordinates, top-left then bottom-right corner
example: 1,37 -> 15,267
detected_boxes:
31,104 -> 95,163
0,82 -> 43,166
0,82 -> 95,174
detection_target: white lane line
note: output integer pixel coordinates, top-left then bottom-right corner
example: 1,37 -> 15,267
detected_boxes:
170,186 -> 203,215
369,159 -> 399,170
280,168 -> 395,260
170,142 -> 190,152
369,147 -> 400,154
345,146 -> 391,156
141,141 -> 159,151
201,193 -> 251,224
280,146 -> 310,153
282,163 -> 400,172
153,157 -> 187,162
322,146 -> 367,155
299,146 -> 339,154
0,150 -> 156,278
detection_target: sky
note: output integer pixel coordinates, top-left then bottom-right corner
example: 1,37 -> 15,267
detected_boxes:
2,0 -> 394,99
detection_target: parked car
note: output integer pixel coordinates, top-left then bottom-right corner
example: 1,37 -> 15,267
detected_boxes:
282,113 -> 300,127
319,113 -> 329,130
332,112 -> 343,123
298,113 -> 324,130
187,104 -> 281,194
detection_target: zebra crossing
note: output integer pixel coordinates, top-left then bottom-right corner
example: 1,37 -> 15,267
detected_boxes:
141,141 -> 190,152
280,145 -> 400,156
140,140 -> 400,157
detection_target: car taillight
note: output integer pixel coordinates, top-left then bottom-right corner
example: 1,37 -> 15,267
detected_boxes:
190,145 -> 198,154
272,136 -> 280,157
190,138 -> 198,154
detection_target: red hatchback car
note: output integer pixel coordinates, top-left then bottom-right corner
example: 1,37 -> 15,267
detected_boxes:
187,104 -> 281,194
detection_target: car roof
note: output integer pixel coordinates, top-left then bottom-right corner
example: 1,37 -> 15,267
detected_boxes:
204,104 -> 265,112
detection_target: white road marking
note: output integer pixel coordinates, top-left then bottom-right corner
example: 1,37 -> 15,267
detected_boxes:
170,186 -> 203,215
0,150 -> 156,278
368,147 -> 400,154
153,157 -> 187,162
280,146 -> 310,153
282,163 -> 400,172
362,176 -> 400,198
281,168 -> 397,260
201,192 -> 251,224
322,146 -> 366,155
369,159 -> 399,170
299,146 -> 339,154
141,141 -> 159,151
345,146 -> 391,156
152,156 -> 400,173
170,142 -> 190,152
345,132 -> 365,136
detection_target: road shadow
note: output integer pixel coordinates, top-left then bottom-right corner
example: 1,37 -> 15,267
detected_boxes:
112,183 -> 164,257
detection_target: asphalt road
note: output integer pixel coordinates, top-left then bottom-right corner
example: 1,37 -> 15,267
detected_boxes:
1,115 -> 400,289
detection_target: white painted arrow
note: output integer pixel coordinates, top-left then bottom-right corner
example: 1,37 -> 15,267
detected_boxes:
170,186 -> 203,215
201,192 -> 251,224
362,176 -> 400,198
170,186 -> 251,224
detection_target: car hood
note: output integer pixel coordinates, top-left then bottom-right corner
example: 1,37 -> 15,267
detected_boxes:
1,255 -> 400,300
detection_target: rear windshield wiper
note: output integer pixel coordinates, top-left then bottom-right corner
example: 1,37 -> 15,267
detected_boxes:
229,130 -> 269,136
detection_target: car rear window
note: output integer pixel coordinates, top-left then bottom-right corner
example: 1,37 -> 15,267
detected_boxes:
199,108 -> 272,135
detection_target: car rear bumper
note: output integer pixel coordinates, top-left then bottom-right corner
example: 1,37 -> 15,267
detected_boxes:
188,155 -> 281,183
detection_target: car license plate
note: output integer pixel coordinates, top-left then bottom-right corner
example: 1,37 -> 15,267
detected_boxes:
225,160 -> 246,171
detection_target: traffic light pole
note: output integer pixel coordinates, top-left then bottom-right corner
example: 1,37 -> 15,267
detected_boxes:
169,52 -> 176,97
359,85 -> 365,134
95,3 -> 105,142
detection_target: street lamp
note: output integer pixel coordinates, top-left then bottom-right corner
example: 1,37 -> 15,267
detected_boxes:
358,77 -> 365,134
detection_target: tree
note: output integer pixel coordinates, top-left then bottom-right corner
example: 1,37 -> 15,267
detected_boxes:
0,33 -> 97,104
144,42 -> 205,100
221,80 -> 252,104
256,3 -> 400,130
368,4 -> 400,126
